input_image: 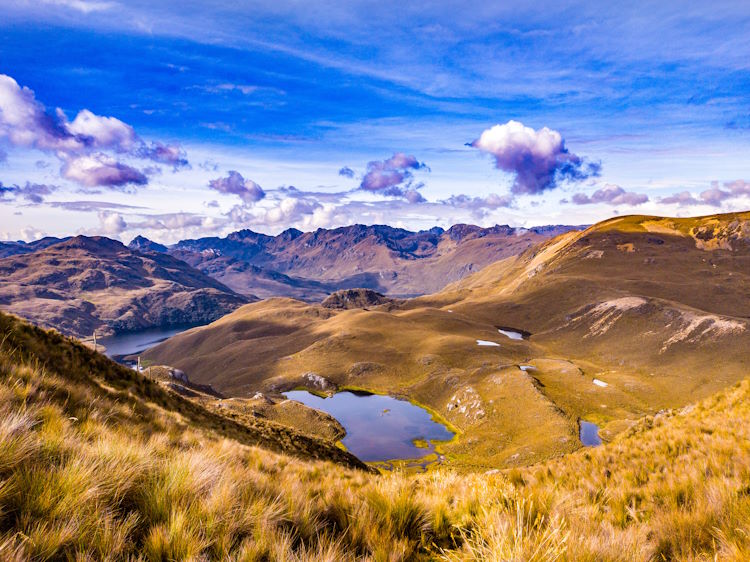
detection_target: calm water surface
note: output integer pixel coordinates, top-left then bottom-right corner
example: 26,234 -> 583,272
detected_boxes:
98,325 -> 199,360
579,420 -> 602,446
283,390 -> 454,462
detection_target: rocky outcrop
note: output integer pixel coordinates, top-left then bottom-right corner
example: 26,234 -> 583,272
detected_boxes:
321,288 -> 394,309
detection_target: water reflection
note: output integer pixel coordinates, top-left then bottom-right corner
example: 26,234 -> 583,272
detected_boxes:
283,390 -> 454,462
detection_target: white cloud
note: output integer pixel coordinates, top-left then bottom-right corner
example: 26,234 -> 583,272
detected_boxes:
97,211 -> 128,235
62,153 -> 147,187
471,120 -> 600,194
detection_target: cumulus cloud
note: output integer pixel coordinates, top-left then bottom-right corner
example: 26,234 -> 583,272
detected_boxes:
62,153 -> 148,188
570,184 -> 649,206
338,166 -> 355,178
470,120 -> 600,194
65,109 -> 137,151
97,211 -> 128,235
257,197 -> 321,225
132,212 -> 209,230
659,180 -> 750,207
209,171 -> 266,205
359,153 -> 428,199
659,191 -> 699,206
0,73 -> 188,187
19,226 -> 46,241
404,190 -> 426,203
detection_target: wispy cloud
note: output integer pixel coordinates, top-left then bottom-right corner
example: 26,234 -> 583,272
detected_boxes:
570,184 -> 648,206
40,0 -> 116,14
659,180 -> 750,207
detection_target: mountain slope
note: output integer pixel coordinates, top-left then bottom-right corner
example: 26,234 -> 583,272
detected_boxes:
0,236 -> 69,258
0,236 -> 252,338
2,308 -> 750,560
170,223 -> 581,299
145,211 -> 750,470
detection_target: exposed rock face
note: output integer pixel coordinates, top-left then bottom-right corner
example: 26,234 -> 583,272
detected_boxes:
0,235 -> 251,338
321,288 -> 393,309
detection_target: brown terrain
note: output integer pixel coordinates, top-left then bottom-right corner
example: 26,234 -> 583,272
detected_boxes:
144,211 -> 750,470
164,223 -> 580,299
0,235 -> 250,338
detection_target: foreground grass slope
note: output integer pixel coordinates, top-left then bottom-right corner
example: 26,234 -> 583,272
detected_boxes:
1,312 -> 750,560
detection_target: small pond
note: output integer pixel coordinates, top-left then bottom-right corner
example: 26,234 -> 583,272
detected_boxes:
579,420 -> 602,447
283,390 -> 454,462
98,324 -> 200,360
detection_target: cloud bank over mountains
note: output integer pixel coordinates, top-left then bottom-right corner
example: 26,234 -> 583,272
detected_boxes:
0,73 -> 747,242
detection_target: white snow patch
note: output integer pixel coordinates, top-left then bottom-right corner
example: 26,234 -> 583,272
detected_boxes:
477,340 -> 501,347
593,379 -> 609,388
519,365 -> 536,372
498,329 -> 524,340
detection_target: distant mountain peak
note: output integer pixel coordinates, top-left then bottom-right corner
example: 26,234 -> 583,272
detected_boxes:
56,235 -> 127,254
128,235 -> 168,254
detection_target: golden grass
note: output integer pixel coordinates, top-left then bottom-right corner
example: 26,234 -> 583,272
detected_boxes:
0,311 -> 749,560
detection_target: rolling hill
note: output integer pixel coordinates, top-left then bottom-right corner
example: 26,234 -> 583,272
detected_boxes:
0,235 -> 251,338
145,211 -> 750,470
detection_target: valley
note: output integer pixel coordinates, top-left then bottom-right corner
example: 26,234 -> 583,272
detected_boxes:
143,212 -> 750,470
3,5 -> 748,557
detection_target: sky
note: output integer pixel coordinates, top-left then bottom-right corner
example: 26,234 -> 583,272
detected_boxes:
0,0 -> 749,243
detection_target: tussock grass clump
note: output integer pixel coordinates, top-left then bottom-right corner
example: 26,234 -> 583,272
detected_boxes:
0,311 -> 749,560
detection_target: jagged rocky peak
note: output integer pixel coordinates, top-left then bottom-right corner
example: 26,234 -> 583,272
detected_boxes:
128,235 -> 168,253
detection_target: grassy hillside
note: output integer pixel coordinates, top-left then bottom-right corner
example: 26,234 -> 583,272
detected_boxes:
0,312 -> 366,470
146,211 -> 750,470
2,312 -> 750,560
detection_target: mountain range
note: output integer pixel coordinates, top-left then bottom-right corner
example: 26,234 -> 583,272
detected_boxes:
148,223 -> 581,299
2,240 -> 750,560
0,236 -> 250,338
0,223 -> 578,337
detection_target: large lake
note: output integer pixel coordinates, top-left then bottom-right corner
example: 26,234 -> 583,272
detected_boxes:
98,325 -> 199,360
283,390 -> 454,462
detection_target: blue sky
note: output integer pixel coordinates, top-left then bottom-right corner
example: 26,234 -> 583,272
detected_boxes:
1,0 -> 749,242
